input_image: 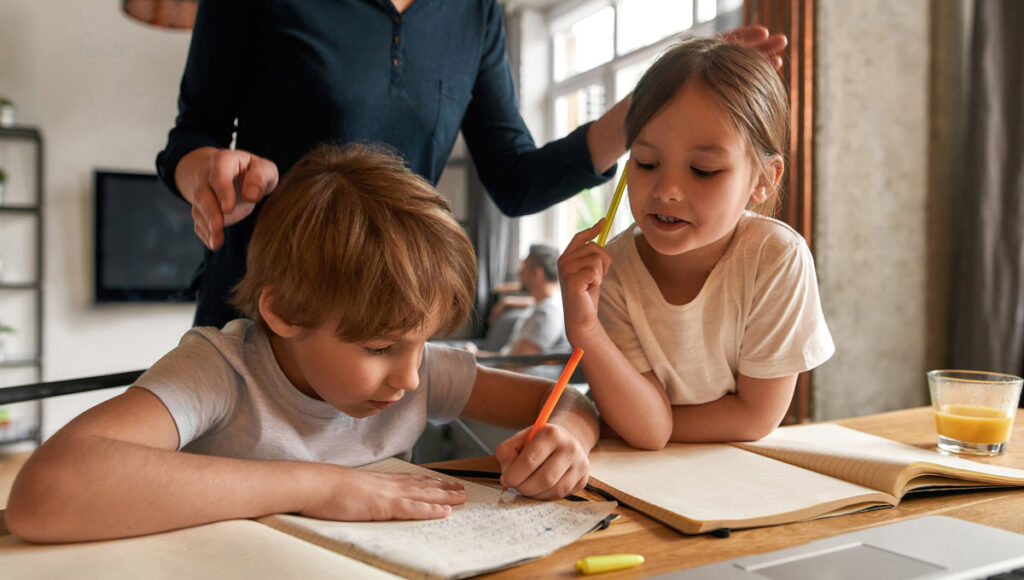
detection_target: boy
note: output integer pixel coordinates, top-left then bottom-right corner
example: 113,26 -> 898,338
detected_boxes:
7,143 -> 599,543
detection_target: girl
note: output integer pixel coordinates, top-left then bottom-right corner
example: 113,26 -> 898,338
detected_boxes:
559,38 -> 834,450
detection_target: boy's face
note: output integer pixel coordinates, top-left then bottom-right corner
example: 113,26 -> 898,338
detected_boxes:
270,308 -> 445,418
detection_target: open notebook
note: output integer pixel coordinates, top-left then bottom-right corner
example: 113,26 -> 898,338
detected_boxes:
587,423 -> 1024,535
1,458 -> 616,579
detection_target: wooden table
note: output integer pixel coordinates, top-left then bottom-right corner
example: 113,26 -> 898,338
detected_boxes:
2,407 -> 1022,578
443,407 -> 1024,579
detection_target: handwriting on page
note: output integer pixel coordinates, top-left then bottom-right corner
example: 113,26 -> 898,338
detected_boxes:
265,459 -> 616,579
296,498 -> 613,575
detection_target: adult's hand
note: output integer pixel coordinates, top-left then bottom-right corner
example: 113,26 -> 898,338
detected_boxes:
723,24 -> 788,70
175,147 -> 279,250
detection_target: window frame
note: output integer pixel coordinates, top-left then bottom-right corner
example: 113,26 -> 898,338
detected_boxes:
519,0 -> 739,256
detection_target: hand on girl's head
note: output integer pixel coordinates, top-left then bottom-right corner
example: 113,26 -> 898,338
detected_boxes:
721,25 -> 788,70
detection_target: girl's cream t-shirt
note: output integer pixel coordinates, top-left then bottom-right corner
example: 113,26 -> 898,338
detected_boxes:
599,212 -> 834,405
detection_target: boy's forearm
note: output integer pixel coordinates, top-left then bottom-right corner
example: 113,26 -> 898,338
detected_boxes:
6,433 -> 322,543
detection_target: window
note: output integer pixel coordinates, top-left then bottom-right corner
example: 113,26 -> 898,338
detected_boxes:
517,0 -> 742,257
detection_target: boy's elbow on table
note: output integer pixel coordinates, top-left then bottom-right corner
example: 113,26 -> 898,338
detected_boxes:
5,466 -> 75,543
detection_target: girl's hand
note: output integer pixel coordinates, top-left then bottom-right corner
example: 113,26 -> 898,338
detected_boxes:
495,424 -> 590,500
300,466 -> 467,521
558,220 -> 612,344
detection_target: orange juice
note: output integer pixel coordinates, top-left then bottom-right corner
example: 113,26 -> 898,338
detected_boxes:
934,404 -> 1014,444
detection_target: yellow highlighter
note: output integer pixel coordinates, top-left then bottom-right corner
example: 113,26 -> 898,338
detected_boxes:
575,553 -> 645,575
595,166 -> 628,247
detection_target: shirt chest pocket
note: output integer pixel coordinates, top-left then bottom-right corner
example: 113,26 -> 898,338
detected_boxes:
431,79 -> 472,153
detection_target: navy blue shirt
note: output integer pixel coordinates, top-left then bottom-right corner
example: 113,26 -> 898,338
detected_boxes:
157,0 -> 614,327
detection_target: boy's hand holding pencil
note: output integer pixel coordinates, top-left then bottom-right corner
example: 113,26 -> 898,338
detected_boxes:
496,349 -> 589,500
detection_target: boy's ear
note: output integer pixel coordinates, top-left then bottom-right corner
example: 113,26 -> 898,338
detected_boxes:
258,288 -> 302,338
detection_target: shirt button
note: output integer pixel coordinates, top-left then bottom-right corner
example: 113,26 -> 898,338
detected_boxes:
393,58 -> 401,67
394,35 -> 402,44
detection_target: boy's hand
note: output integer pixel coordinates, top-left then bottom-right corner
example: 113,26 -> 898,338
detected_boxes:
495,424 -> 590,501
558,220 -> 612,344
301,466 -> 467,521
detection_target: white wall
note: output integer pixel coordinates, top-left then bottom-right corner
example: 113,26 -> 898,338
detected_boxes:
0,0 -> 195,437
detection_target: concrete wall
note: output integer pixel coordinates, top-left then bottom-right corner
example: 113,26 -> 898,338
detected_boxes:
0,0 -> 194,439
812,0 -> 969,419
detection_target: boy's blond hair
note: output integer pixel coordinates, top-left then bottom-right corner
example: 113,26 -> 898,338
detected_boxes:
624,37 -> 790,217
232,143 -> 476,341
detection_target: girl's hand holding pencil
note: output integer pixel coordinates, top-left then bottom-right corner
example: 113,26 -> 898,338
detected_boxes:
559,166 -> 626,345
558,221 -> 612,346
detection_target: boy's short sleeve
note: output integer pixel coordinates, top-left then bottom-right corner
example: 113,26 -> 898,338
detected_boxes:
423,343 -> 477,423
134,329 -> 241,450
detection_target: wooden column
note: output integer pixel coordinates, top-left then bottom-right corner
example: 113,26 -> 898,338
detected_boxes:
744,0 -> 816,423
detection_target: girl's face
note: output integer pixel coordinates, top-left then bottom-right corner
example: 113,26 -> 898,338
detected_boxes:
627,80 -> 774,263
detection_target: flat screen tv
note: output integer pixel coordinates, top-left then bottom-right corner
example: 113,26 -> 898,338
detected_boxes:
94,170 -> 204,302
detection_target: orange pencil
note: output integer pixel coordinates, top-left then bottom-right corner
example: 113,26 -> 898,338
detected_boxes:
502,347 -> 584,494
524,347 -> 584,446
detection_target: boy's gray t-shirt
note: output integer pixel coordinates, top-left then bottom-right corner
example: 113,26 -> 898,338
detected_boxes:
136,319 -> 477,466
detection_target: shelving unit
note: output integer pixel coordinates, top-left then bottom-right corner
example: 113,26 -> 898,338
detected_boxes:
0,126 -> 44,446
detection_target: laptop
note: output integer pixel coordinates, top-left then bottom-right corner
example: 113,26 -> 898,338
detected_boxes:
651,516 -> 1024,580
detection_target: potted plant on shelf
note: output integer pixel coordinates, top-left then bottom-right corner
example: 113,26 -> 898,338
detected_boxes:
0,321 -> 13,364
0,97 -> 14,127
0,167 -> 7,205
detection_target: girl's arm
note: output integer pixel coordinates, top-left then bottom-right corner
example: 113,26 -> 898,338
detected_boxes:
460,365 -> 599,500
669,374 -> 798,442
558,223 -> 675,450
5,387 -> 465,543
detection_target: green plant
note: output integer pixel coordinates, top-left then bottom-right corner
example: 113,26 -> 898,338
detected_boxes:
0,322 -> 13,334
0,167 -> 6,182
0,97 -> 12,106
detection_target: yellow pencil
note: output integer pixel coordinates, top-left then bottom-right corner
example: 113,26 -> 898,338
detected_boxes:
596,166 -> 627,246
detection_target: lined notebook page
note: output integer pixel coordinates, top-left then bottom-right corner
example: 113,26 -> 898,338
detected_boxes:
260,458 -> 616,580
588,439 -> 890,530
734,424 -> 1024,496
0,519 -> 399,580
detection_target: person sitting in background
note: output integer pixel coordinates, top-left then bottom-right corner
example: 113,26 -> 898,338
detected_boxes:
469,244 -> 569,359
